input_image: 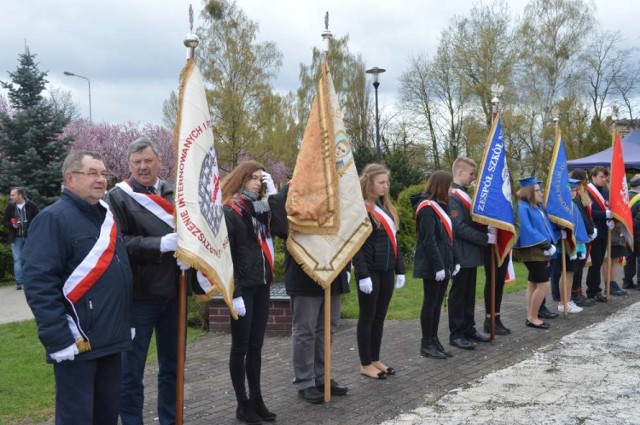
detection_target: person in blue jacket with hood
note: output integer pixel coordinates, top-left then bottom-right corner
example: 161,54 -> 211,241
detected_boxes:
515,176 -> 556,329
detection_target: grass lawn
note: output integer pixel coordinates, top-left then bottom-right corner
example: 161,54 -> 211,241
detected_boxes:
342,262 -> 529,320
0,320 -> 206,425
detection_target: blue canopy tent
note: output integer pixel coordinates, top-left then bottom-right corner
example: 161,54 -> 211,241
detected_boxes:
567,129 -> 640,170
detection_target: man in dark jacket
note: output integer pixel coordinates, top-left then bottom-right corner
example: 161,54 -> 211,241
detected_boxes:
105,138 -> 184,425
3,187 -> 39,290
23,150 -> 133,424
448,157 -> 493,349
623,175 -> 640,290
269,185 -> 350,404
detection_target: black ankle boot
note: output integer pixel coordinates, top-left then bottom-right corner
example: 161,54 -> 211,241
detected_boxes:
236,399 -> 262,425
495,317 -> 511,334
252,395 -> 276,422
432,337 -> 453,357
484,317 -> 509,335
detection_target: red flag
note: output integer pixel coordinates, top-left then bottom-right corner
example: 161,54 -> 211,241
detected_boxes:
609,132 -> 634,249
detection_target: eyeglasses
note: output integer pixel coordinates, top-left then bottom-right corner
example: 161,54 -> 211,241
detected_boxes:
72,171 -> 108,179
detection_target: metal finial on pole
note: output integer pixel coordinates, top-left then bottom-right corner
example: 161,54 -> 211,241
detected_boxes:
321,12 -> 332,56
183,4 -> 199,60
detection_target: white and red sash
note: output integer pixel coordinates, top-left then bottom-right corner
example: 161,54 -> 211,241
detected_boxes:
116,180 -> 175,229
416,200 -> 453,242
586,183 -> 607,212
227,202 -> 275,275
63,200 -> 118,304
449,188 -> 472,211
365,201 -> 398,256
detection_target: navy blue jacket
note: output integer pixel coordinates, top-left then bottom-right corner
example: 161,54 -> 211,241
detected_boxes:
448,183 -> 488,268
23,190 -> 133,363
587,184 -> 609,241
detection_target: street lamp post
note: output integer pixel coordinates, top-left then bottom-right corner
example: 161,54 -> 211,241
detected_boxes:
366,66 -> 386,163
64,71 -> 92,122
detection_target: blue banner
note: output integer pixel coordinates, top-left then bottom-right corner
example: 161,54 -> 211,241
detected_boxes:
471,115 -> 517,265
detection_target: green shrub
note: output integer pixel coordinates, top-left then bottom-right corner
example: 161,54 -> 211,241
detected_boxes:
396,183 -> 425,265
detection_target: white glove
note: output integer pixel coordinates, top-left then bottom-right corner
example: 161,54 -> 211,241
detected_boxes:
435,269 -> 446,281
359,277 -> 373,294
577,252 -> 585,260
606,209 -> 612,219
176,259 -> 190,271
487,233 -> 497,245
560,229 -> 567,239
395,274 -> 405,289
606,219 -> 615,230
196,271 -> 210,287
233,297 -> 246,317
453,264 -> 461,276
160,233 -> 178,253
543,244 -> 557,256
262,172 -> 277,196
347,271 -> 351,283
131,328 -> 136,340
49,343 -> 79,363
569,253 -> 577,260
592,228 -> 598,239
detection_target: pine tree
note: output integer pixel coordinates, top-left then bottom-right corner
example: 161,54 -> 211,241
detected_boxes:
0,48 -> 72,206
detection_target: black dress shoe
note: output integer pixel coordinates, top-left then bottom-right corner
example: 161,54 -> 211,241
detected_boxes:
538,309 -> 560,319
317,379 -> 348,396
610,281 -> 627,296
591,293 -> 608,303
432,337 -> 453,357
572,296 -> 595,307
526,320 -> 550,329
465,330 -> 491,342
420,344 -> 447,359
449,337 -> 476,350
298,387 -> 324,404
623,281 -> 638,290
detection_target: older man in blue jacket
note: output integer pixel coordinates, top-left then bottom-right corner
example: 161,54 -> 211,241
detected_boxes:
23,150 -> 133,425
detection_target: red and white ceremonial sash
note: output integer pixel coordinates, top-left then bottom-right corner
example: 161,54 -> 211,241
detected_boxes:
116,180 -> 175,229
365,201 -> 398,256
63,200 -> 118,304
449,188 -> 472,211
587,183 -> 607,212
416,200 -> 453,242
227,202 -> 274,275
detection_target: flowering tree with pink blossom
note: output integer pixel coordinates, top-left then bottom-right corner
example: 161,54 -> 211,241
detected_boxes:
63,120 -> 175,186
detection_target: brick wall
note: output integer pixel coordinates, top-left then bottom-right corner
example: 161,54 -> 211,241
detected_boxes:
208,284 -> 293,335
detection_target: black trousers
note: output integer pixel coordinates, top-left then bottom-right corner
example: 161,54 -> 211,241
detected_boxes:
54,353 -> 121,425
357,269 -> 395,365
623,242 -> 640,287
448,267 -> 478,339
229,285 -> 270,402
483,249 -> 508,315
420,278 -> 449,343
586,238 -> 606,297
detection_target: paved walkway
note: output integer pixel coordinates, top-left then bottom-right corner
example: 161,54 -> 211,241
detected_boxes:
132,282 -> 639,425
0,285 -> 33,324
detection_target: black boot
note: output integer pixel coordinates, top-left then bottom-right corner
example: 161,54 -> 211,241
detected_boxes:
432,337 -> 453,357
236,399 -> 262,425
252,395 -> 276,422
420,338 -> 446,359
484,317 -> 508,335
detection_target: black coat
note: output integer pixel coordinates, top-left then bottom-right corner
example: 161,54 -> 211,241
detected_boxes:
448,183 -> 487,268
588,184 -> 609,240
352,203 -> 405,281
411,193 -> 457,280
574,197 -> 595,237
104,178 -> 180,300
269,185 -> 350,297
224,199 -> 273,298
3,199 -> 39,242
630,189 -> 640,241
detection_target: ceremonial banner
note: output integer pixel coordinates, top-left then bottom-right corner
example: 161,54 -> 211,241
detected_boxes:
173,59 -> 235,314
286,60 -> 340,235
471,115 -> 517,266
543,133 -> 576,254
609,132 -> 634,249
286,61 -> 372,287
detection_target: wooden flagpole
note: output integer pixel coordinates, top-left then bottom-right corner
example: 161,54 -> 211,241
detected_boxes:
489,245 -> 496,340
176,272 -> 187,425
561,239 -> 568,318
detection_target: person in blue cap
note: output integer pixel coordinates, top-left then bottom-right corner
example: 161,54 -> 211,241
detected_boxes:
515,176 -> 556,329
